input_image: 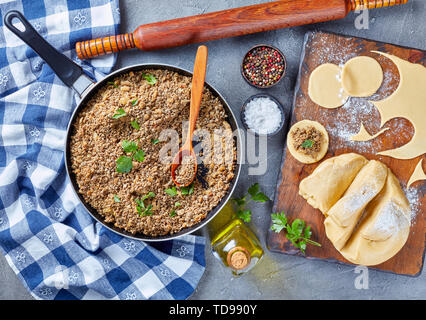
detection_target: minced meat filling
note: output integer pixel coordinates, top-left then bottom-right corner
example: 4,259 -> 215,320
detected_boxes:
291,126 -> 323,157
175,155 -> 196,186
70,69 -> 236,237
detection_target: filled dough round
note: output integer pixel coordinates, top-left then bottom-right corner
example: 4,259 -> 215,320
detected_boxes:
287,120 -> 329,164
342,56 -> 383,97
308,63 -> 348,108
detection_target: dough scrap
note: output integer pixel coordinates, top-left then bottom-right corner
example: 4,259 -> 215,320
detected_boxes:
371,51 -> 426,160
350,123 -> 389,142
340,169 -> 411,266
407,159 -> 426,188
324,160 -> 388,250
342,56 -> 383,97
308,63 -> 349,108
287,120 -> 329,164
299,153 -> 368,215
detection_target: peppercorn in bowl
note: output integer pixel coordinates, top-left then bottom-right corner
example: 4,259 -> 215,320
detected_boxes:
241,44 -> 286,88
67,64 -> 241,240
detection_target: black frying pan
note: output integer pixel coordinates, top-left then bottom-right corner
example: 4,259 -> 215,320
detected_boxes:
4,11 -> 242,242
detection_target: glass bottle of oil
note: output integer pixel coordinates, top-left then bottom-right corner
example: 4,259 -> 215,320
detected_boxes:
209,202 -> 263,276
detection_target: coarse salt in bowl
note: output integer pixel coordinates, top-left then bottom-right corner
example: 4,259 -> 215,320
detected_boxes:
241,94 -> 285,136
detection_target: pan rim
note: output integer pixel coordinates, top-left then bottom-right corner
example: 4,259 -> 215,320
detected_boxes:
64,63 -> 242,242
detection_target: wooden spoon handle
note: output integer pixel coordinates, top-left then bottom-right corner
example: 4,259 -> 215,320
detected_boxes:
186,45 -> 208,146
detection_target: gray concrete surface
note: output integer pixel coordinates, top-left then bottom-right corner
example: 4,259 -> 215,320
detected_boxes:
1,0 -> 425,300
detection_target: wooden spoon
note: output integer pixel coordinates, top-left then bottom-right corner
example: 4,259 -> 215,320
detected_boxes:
171,45 -> 208,187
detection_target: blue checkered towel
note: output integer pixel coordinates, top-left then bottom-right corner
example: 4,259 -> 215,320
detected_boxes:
0,0 -> 205,300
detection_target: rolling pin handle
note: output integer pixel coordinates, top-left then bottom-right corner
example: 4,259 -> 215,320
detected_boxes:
349,0 -> 409,10
76,33 -> 136,60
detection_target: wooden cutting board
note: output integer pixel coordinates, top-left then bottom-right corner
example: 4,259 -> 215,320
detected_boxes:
267,31 -> 426,276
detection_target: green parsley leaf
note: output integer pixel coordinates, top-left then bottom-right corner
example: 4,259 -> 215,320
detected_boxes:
107,81 -> 118,88
134,149 -> 145,162
248,183 -> 260,197
116,156 -> 133,173
113,195 -> 121,203
112,108 -> 126,119
232,198 -> 245,207
131,99 -> 138,106
142,73 -> 157,85
165,187 -> 177,197
301,139 -> 314,148
231,183 -> 270,223
151,139 -> 160,145
237,209 -> 252,223
143,204 -> 154,216
135,194 -> 155,216
170,210 -> 177,217
181,183 -> 194,195
122,140 -> 138,153
141,192 -> 155,202
270,212 -> 287,233
251,192 -> 270,203
270,212 -> 321,254
130,120 -> 140,130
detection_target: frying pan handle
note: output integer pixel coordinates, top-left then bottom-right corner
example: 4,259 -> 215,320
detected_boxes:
3,10 -> 94,97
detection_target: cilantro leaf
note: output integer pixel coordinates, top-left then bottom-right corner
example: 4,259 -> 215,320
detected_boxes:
151,139 -> 160,145
131,99 -> 138,106
113,195 -> 121,203
122,140 -> 138,153
142,73 -> 157,85
175,202 -> 181,207
301,139 -> 314,148
130,120 -> 140,130
165,187 -> 177,197
116,156 -> 133,173
170,210 -> 177,217
112,108 -> 126,119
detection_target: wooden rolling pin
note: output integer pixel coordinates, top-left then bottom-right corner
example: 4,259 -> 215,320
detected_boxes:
76,0 -> 408,59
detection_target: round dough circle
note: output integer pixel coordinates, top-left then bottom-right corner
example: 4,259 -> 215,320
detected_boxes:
287,120 -> 329,164
342,56 -> 383,97
308,63 -> 348,109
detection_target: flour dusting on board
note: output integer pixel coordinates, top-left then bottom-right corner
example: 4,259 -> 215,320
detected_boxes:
404,187 -> 421,225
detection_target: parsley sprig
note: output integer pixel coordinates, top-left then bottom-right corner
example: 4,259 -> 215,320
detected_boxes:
270,212 -> 321,254
232,183 -> 270,223
116,140 -> 145,173
135,192 -> 155,216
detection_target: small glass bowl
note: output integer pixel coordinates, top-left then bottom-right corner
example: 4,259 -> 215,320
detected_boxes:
240,93 -> 286,137
241,44 -> 287,89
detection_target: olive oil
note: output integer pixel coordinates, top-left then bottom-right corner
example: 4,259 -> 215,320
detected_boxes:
209,203 -> 263,276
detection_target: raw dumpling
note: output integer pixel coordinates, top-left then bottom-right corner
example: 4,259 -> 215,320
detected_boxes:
324,160 -> 388,250
299,153 -> 368,215
340,169 -> 411,266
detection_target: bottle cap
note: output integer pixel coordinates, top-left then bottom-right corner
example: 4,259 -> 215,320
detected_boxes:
227,246 -> 251,270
